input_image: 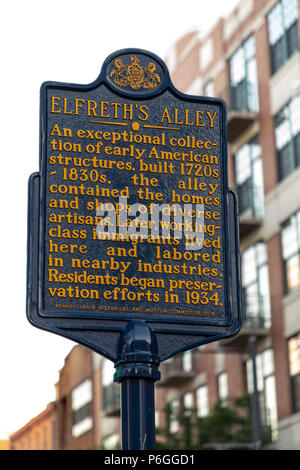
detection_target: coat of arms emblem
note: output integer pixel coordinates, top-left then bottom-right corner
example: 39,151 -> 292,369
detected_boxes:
110,55 -> 161,90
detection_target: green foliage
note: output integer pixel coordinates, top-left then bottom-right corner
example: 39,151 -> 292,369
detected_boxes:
196,401 -> 252,447
156,395 -> 272,450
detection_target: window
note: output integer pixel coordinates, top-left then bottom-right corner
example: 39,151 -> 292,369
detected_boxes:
275,93 -> 300,180
182,350 -> 193,372
102,359 -> 114,386
235,137 -> 264,217
288,333 -> 300,411
201,39 -> 213,70
73,402 -> 90,425
197,385 -> 209,417
186,77 -> 202,96
155,411 -> 160,429
71,379 -> 93,438
169,399 -> 180,434
60,397 -> 67,447
246,349 -> 278,439
102,359 -> 120,414
281,209 -> 300,293
204,80 -> 214,97
241,242 -> 271,328
229,35 -> 259,112
183,392 -> 194,416
102,433 -> 119,450
267,0 -> 298,75
218,372 -> 228,406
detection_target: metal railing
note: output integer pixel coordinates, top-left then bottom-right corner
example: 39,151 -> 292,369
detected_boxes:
160,358 -> 177,382
242,294 -> 270,329
160,357 -> 195,384
237,183 -> 264,220
103,382 -> 120,415
220,80 -> 259,113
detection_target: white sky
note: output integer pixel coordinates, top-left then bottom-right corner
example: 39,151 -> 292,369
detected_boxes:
0,0 -> 239,439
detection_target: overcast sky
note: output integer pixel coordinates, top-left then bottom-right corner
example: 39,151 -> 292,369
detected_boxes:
0,0 -> 239,439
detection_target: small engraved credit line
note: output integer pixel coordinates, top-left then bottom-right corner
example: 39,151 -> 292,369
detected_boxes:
143,124 -> 180,130
89,120 -> 128,126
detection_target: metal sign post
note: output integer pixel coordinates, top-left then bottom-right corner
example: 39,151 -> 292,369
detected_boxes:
114,320 -> 160,450
27,49 -> 242,450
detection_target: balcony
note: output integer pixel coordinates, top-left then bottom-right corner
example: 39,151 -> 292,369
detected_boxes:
158,356 -> 195,388
103,382 -> 120,417
220,295 -> 270,350
220,80 -> 258,142
237,184 -> 264,238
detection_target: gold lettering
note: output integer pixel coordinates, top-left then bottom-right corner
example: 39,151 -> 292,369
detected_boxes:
51,97 -> 61,114
75,99 -> 85,115
206,111 -> 218,128
195,111 -> 205,127
63,98 -> 73,114
160,107 -> 172,124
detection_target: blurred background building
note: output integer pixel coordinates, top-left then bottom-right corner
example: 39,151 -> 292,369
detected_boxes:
0,440 -> 9,451
163,0 -> 300,449
9,402 -> 56,450
54,345 -> 120,450
9,0 -> 300,450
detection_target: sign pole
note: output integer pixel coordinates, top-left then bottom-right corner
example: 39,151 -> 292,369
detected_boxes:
114,320 -> 160,450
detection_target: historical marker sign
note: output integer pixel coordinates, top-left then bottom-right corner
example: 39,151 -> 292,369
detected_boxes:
27,49 -> 241,361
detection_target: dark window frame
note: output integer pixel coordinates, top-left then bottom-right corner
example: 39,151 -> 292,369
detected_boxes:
72,402 -> 91,426
281,209 -> 300,295
217,371 -> 229,407
241,241 -> 271,328
287,332 -> 300,413
229,35 -> 259,113
267,0 -> 299,75
274,93 -> 300,181
71,379 -> 93,428
234,135 -> 264,217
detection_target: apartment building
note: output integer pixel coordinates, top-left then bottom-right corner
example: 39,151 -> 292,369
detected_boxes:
160,0 -> 300,450
54,345 -> 121,450
9,402 -> 56,450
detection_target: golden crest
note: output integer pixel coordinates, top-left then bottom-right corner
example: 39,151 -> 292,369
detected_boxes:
110,55 -> 161,90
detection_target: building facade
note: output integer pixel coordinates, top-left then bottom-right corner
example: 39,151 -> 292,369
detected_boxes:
161,0 -> 300,450
54,345 -> 121,450
0,440 -> 10,450
9,402 -> 56,450
9,346 -> 122,450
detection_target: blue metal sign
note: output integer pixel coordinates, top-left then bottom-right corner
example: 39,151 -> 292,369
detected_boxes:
27,49 -> 242,362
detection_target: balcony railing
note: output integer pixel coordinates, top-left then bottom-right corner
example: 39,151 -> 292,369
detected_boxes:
238,184 -> 264,219
237,184 -> 264,237
220,294 -> 270,349
103,382 -> 120,417
219,80 -> 258,142
242,294 -> 270,330
158,357 -> 195,388
229,80 -> 259,114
